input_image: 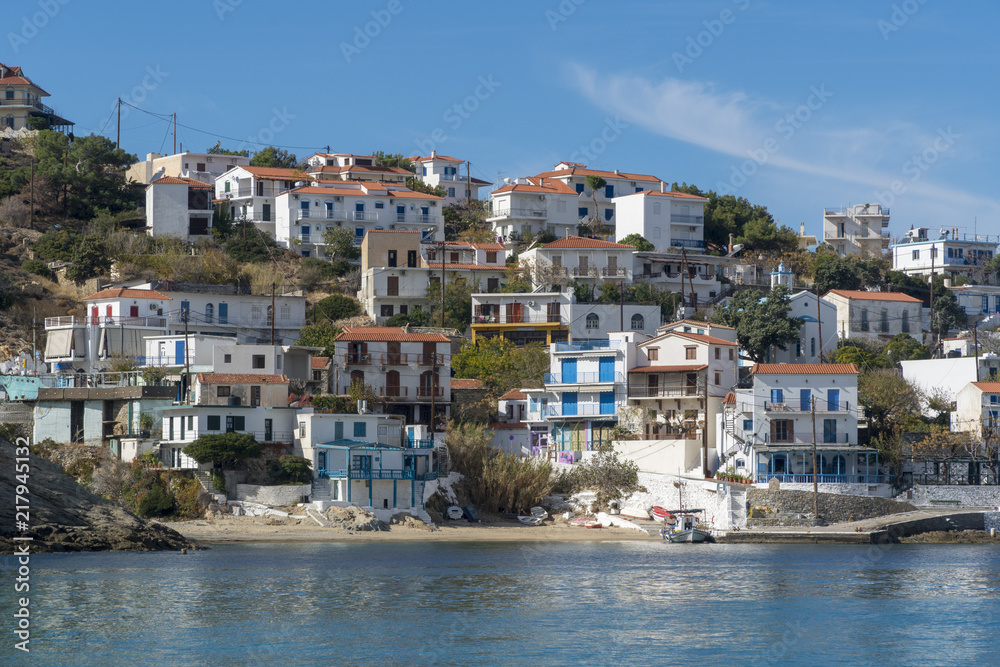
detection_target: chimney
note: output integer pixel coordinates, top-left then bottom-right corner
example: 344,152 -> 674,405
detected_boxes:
728,233 -> 734,254
660,181 -> 666,193
800,221 -> 806,236
430,150 -> 436,158
614,169 -> 621,176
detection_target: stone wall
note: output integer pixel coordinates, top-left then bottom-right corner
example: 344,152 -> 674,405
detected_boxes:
624,472 -> 734,528
904,485 -> 1000,508
760,482 -> 894,498
235,483 -> 310,506
747,488 -> 915,524
984,512 -> 1000,532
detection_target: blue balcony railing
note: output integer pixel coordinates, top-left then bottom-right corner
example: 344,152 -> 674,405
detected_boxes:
553,340 -> 611,352
406,438 -> 435,449
757,473 -> 893,485
764,401 -> 851,413
545,371 -> 624,384
319,467 -> 440,481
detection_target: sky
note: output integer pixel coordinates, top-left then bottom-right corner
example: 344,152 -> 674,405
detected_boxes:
6,0 -> 1000,242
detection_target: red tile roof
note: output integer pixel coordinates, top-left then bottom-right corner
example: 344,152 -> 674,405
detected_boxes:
629,364 -> 707,373
148,176 -> 213,189
451,378 -> 483,389
83,288 -> 172,301
973,382 -> 1000,392
0,76 -> 48,95
535,166 -> 664,183
672,332 -> 739,346
336,326 -> 449,343
752,363 -> 858,375
723,392 -> 736,405
196,373 -> 289,384
491,176 -> 578,195
408,154 -> 464,162
239,166 -> 307,180
618,190 -> 708,201
500,388 -> 527,400
311,356 -> 330,369
541,235 -> 635,250
823,290 -> 922,303
471,243 -> 506,251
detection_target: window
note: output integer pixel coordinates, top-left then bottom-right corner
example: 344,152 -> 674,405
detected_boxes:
771,389 -> 784,404
912,249 -> 919,260
811,338 -> 816,357
901,310 -> 909,333
217,386 -> 231,397
375,201 -> 384,209
354,421 -> 367,437
823,419 -> 837,444
586,313 -> 599,330
947,247 -> 953,258
575,183 -> 584,194
219,303 -> 228,324
381,305 -> 394,317
648,348 -> 659,361
771,419 -> 793,442
881,310 -> 888,333
795,339 -> 802,357
714,347 -> 721,360
860,309 -> 869,331
652,227 -> 661,239
422,167 -> 427,176
168,418 -> 174,440
251,304 -> 263,320
407,250 -> 417,267
225,415 -> 245,432
631,314 -> 644,330
448,187 -> 455,198
387,276 -> 399,296
604,184 -> 614,198
252,355 -> 266,369
313,370 -> 322,381
578,207 -> 588,218
299,421 -> 306,437
557,200 -> 566,213
207,415 -> 221,431
205,303 -> 214,323
280,304 -> 290,320
388,250 -> 397,267
604,208 -> 613,221
486,251 -> 497,263
743,419 -> 753,431
685,347 -> 697,360
729,348 -> 735,360
653,202 -> 661,215
714,371 -> 721,385
224,354 -> 232,364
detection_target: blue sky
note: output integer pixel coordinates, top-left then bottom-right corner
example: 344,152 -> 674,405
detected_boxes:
7,0 -> 1000,240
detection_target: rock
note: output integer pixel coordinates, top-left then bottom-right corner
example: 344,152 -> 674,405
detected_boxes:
0,437 -> 194,553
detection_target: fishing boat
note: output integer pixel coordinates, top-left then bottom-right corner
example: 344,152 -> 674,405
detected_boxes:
651,506 -> 675,523
660,511 -> 710,543
517,515 -> 543,526
570,516 -> 600,528
530,506 -> 548,520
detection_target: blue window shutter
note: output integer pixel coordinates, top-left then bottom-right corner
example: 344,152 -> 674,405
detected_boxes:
218,303 -> 228,324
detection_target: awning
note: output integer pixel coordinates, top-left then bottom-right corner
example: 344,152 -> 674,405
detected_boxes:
45,329 -> 72,357
99,328 -> 146,358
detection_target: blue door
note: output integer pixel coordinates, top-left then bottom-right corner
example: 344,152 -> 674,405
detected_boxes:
800,389 -> 811,412
300,200 -> 309,217
600,391 -> 614,414
317,451 -> 326,474
770,389 -> 783,405
828,389 -> 840,411
218,303 -> 228,324
561,359 -> 577,384
335,421 -> 344,441
599,357 -> 615,383
562,392 -> 577,416
396,205 -> 406,222
174,341 -> 185,365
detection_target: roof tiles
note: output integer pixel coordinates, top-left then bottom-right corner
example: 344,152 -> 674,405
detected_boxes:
752,363 -> 858,375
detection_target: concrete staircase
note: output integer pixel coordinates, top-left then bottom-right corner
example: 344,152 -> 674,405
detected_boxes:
434,445 -> 451,477
310,477 -> 332,501
194,470 -> 226,503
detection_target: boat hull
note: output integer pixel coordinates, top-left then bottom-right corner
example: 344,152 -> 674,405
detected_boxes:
662,528 -> 711,543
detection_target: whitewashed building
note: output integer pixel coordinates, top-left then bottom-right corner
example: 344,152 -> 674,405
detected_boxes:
613,186 -> 708,253
408,152 -> 491,207
953,381 -> 1000,439
890,227 -> 998,280
304,152 -> 411,185
144,176 -> 215,240
487,176 -> 581,241
823,203 -> 890,257
215,165 -> 305,237
822,289 -> 924,342
519,235 -> 635,288
768,266 -> 838,364
128,150 -> 250,185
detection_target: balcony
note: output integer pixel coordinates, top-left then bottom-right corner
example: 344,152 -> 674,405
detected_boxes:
220,186 -> 253,198
341,385 -> 409,398
416,353 -> 444,366
546,403 -> 619,418
553,340 -> 611,352
758,473 -> 892,484
489,208 -> 548,220
406,438 -> 436,449
344,353 -> 372,365
762,433 -> 851,444
296,209 -> 349,221
318,467 -> 439,481
45,315 -> 168,329
764,401 -> 851,413
670,239 -> 706,250
380,353 -> 410,366
600,267 -> 627,277
473,312 -> 565,325
670,215 -> 704,224
416,386 -> 444,397
627,384 -> 706,399
300,234 -> 311,243
546,371 -> 624,384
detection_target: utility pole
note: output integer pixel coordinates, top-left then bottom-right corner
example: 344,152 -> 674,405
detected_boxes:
173,112 -> 177,154
116,98 -> 121,148
183,307 -> 190,404
466,160 -> 472,207
816,286 -> 824,363
429,339 -> 438,435
439,240 -> 446,328
811,396 -> 819,520
28,161 -> 34,231
975,320 -> 981,382
929,250 -> 936,355
702,370 -> 710,479
31,306 -> 36,377
270,283 -> 276,346
619,281 -> 624,330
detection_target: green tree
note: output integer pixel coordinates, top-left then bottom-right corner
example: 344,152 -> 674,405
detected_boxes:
249,146 -> 298,168
452,336 -> 548,399
812,250 -> 886,293
183,432 -> 262,467
858,369 -> 923,442
211,204 -> 236,241
710,284 -> 802,362
583,175 -> 608,237
558,445 -> 645,510
320,226 -> 361,260
619,233 -> 654,252
20,259 -> 54,280
372,151 -> 415,172
405,177 -> 447,198
425,277 -> 474,331
66,235 -> 112,283
831,340 -> 891,369
223,221 -> 280,263
314,294 -> 361,321
207,143 -> 249,157
296,322 -> 341,357
883,333 -> 930,364
272,454 -> 313,483
385,307 -> 431,328
31,229 -> 79,261
671,183 -> 794,254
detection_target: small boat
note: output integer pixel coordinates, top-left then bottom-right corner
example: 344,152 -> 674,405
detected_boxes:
651,506 -> 675,523
530,506 -> 548,520
570,516 -> 601,528
661,513 -> 710,543
621,506 -> 650,520
446,505 -> 464,521
517,515 -> 543,526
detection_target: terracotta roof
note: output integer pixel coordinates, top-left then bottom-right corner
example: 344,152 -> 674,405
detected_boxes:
306,164 -> 411,176
311,356 -> 330,369
239,166 -> 307,180
336,326 -> 449,343
491,176 -> 578,196
407,154 -> 464,162
752,363 -> 858,375
148,176 -> 213,189
0,75 -> 48,95
471,243 -> 505,251
83,288 -> 172,301
285,185 -> 362,196
972,382 -> 1000,392
540,235 -> 634,250
723,392 -> 736,405
196,373 -> 289,384
672,332 -> 739,346
535,166 -> 664,183
629,364 -> 707,373
500,388 -> 527,400
451,378 -> 483,389
823,290 -> 922,303
618,189 -> 708,201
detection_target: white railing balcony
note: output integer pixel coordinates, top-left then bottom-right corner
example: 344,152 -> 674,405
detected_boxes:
296,209 -> 350,222
489,208 -> 548,220
45,315 -> 168,329
670,214 -> 704,224
353,211 -> 380,222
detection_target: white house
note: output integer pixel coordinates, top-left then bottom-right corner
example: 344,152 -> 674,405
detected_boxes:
193,372 -> 289,407
768,266 -> 838,364
274,182 -> 444,258
519,235 -> 635,287
633,251 -> 729,309
613,186 -> 708,253
487,176 -> 580,241
0,63 -> 72,132
145,176 -> 215,240
822,290 -> 924,342
304,152 -> 411,185
215,165 -> 306,237
128,150 -> 250,186
408,152 -> 491,207
952,381 -> 1000,441
890,227 -> 997,280
948,284 -> 1000,321
823,203 -> 890,257
901,356 -> 1000,417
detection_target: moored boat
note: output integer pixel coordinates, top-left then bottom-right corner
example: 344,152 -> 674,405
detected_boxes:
517,515 -> 543,526
660,513 -> 710,543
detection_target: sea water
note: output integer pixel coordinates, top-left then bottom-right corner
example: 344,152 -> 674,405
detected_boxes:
2,541 -> 999,666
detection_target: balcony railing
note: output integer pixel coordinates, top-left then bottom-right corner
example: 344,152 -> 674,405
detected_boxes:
318,468 -> 440,481
762,433 -> 851,444
341,385 -> 409,397
758,473 -> 892,484
472,312 -> 565,325
764,401 -> 852,413
489,208 -> 548,220
416,353 -> 444,366
553,340 -> 611,352
670,239 -> 706,249
546,403 -> 619,418
344,353 -> 372,365
628,385 -> 705,399
546,371 -> 624,384
380,353 -> 409,366
406,438 -> 436,448
45,315 -> 168,328
670,215 -> 704,223
220,187 -> 253,198
600,267 -> 627,277
416,386 -> 444,397
296,209 -> 348,221
0,97 -> 63,117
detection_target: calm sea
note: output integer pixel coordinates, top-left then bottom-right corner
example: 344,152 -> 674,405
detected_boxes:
2,540 -> 999,666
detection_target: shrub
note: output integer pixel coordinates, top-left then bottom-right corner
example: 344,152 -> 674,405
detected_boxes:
136,483 -> 175,518
273,455 -> 313,484
21,259 -> 54,279
315,294 -> 361,321
559,447 -> 645,510
209,469 -> 227,494
184,432 -> 261,467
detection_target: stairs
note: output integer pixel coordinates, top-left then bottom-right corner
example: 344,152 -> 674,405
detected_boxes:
434,445 -> 451,477
194,470 -> 226,503
728,488 -> 747,530
311,477 -> 332,501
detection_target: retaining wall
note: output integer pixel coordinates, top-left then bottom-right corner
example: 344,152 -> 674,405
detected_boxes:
903,485 -> 1000,508
747,488 -> 915,524
235,483 -> 310,506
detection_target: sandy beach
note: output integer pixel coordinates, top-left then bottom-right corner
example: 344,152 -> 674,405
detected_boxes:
162,513 -> 657,545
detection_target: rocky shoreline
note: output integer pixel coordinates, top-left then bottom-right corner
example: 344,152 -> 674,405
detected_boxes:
0,438 -> 194,553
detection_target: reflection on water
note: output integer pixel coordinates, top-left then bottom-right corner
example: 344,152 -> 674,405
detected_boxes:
1,541 -> 998,666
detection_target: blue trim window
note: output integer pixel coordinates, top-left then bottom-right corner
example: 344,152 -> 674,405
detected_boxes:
743,419 -> 753,431
205,303 -> 214,323
354,421 -> 367,437
771,389 -> 783,404
604,185 -> 614,198
604,208 -> 613,221
218,303 -> 228,324
578,207 -> 588,218
422,167 -> 427,176
575,183 -> 584,194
